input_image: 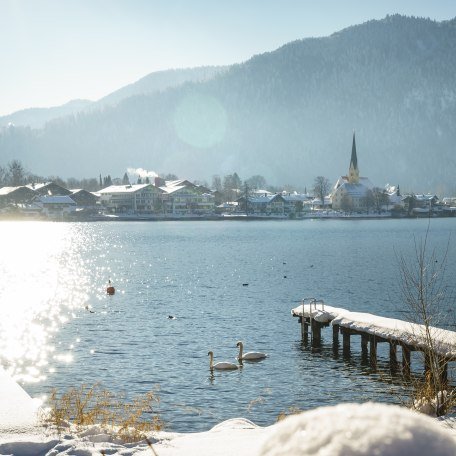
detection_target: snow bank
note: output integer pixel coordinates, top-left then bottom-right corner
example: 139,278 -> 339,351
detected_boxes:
1,406 -> 455,456
0,366 -> 40,437
257,402 -> 456,456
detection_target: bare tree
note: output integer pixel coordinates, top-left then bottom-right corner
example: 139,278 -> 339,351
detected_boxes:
7,159 -> 27,186
396,222 -> 455,416
313,176 -> 330,207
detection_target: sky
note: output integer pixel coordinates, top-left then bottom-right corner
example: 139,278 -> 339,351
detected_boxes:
0,0 -> 455,116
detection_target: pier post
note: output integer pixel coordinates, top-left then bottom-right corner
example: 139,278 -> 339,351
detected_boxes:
389,341 -> 398,364
311,319 -> 321,346
402,344 -> 411,376
342,328 -> 351,356
332,325 -> 339,345
300,317 -> 309,339
369,335 -> 377,366
361,334 -> 369,362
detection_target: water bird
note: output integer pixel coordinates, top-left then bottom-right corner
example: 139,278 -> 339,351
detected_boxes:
208,351 -> 239,370
236,341 -> 267,361
167,315 -> 176,320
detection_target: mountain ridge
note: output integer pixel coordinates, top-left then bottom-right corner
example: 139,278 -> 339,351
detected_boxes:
1,15 -> 455,194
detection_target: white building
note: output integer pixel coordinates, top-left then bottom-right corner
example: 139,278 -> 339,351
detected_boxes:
98,184 -> 162,214
331,133 -> 374,211
158,180 -> 215,216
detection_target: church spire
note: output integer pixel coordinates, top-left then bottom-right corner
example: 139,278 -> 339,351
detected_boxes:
348,131 -> 359,184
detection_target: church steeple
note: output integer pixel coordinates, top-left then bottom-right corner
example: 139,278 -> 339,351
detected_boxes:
348,131 -> 359,184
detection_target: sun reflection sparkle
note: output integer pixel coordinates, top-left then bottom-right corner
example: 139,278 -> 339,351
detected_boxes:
0,222 -> 91,382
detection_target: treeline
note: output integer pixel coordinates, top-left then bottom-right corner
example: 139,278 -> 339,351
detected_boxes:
0,159 -> 307,197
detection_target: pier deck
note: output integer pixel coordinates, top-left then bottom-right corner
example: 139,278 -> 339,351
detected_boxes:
292,299 -> 456,380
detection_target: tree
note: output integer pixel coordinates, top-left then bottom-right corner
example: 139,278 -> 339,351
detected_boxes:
212,175 -> 222,192
372,187 -> 389,212
103,175 -> 112,187
7,159 -> 26,186
396,223 -> 455,416
340,194 -> 353,212
0,166 -> 6,186
362,189 -> 375,213
122,172 -> 130,185
223,173 -> 242,201
245,175 -> 266,190
313,176 -> 330,207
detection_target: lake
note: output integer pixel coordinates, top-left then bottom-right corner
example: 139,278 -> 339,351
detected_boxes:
0,218 -> 455,431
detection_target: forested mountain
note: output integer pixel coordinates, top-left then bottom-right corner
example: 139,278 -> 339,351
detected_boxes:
0,99 -> 92,129
1,15 -> 455,194
90,66 -> 228,110
0,66 -> 226,129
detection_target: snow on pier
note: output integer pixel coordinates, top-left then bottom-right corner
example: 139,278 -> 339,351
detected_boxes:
291,301 -> 456,360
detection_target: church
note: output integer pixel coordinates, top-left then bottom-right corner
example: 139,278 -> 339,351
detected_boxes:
331,133 -> 374,211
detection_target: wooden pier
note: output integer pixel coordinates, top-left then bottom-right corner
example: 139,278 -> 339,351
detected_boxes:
292,298 -> 456,383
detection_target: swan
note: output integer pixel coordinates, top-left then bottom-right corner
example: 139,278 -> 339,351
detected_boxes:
236,341 -> 267,361
208,351 -> 239,370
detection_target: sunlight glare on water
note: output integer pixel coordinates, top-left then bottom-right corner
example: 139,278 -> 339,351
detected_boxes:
0,222 -> 91,383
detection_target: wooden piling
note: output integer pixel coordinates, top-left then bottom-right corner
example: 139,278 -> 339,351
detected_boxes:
402,344 -> 411,376
389,341 -> 398,364
311,319 -> 321,345
341,327 -> 351,356
333,324 -> 339,345
369,335 -> 377,366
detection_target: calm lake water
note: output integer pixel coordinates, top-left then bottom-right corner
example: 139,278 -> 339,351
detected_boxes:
1,218 -> 455,431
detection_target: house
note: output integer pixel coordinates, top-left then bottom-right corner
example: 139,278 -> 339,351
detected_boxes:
70,189 -> 99,209
331,133 -> 374,211
98,184 -> 162,214
237,194 -> 286,216
36,195 -> 77,218
402,194 -> 439,216
27,182 -> 72,196
0,186 -> 37,207
281,192 -> 313,216
158,180 -> 215,215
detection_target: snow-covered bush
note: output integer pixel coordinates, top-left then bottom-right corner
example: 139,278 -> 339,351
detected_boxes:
257,402 -> 456,456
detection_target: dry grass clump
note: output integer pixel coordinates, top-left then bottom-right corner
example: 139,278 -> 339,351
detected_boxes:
276,406 -> 302,422
41,383 -> 162,443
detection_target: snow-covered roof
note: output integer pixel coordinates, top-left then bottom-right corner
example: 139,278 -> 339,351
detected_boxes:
159,184 -> 186,194
98,184 -> 153,194
25,182 -> 51,191
0,187 -> 19,196
333,176 -> 374,192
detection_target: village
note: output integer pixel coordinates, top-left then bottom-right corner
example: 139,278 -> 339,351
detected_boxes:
1,135 -> 456,221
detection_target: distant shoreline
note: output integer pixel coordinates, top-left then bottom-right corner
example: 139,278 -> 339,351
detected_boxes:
1,213 -> 454,222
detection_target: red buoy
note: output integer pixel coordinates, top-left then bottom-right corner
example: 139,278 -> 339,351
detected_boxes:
107,286 -> 115,295
107,280 -> 115,295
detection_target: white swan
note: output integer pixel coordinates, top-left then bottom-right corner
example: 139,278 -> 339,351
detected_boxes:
236,341 -> 267,361
208,351 -> 239,370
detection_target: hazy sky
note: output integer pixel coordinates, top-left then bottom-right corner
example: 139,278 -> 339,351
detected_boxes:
1,0 -> 455,116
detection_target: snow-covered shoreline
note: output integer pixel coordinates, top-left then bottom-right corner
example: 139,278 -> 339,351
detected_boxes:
1,366 -> 456,455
